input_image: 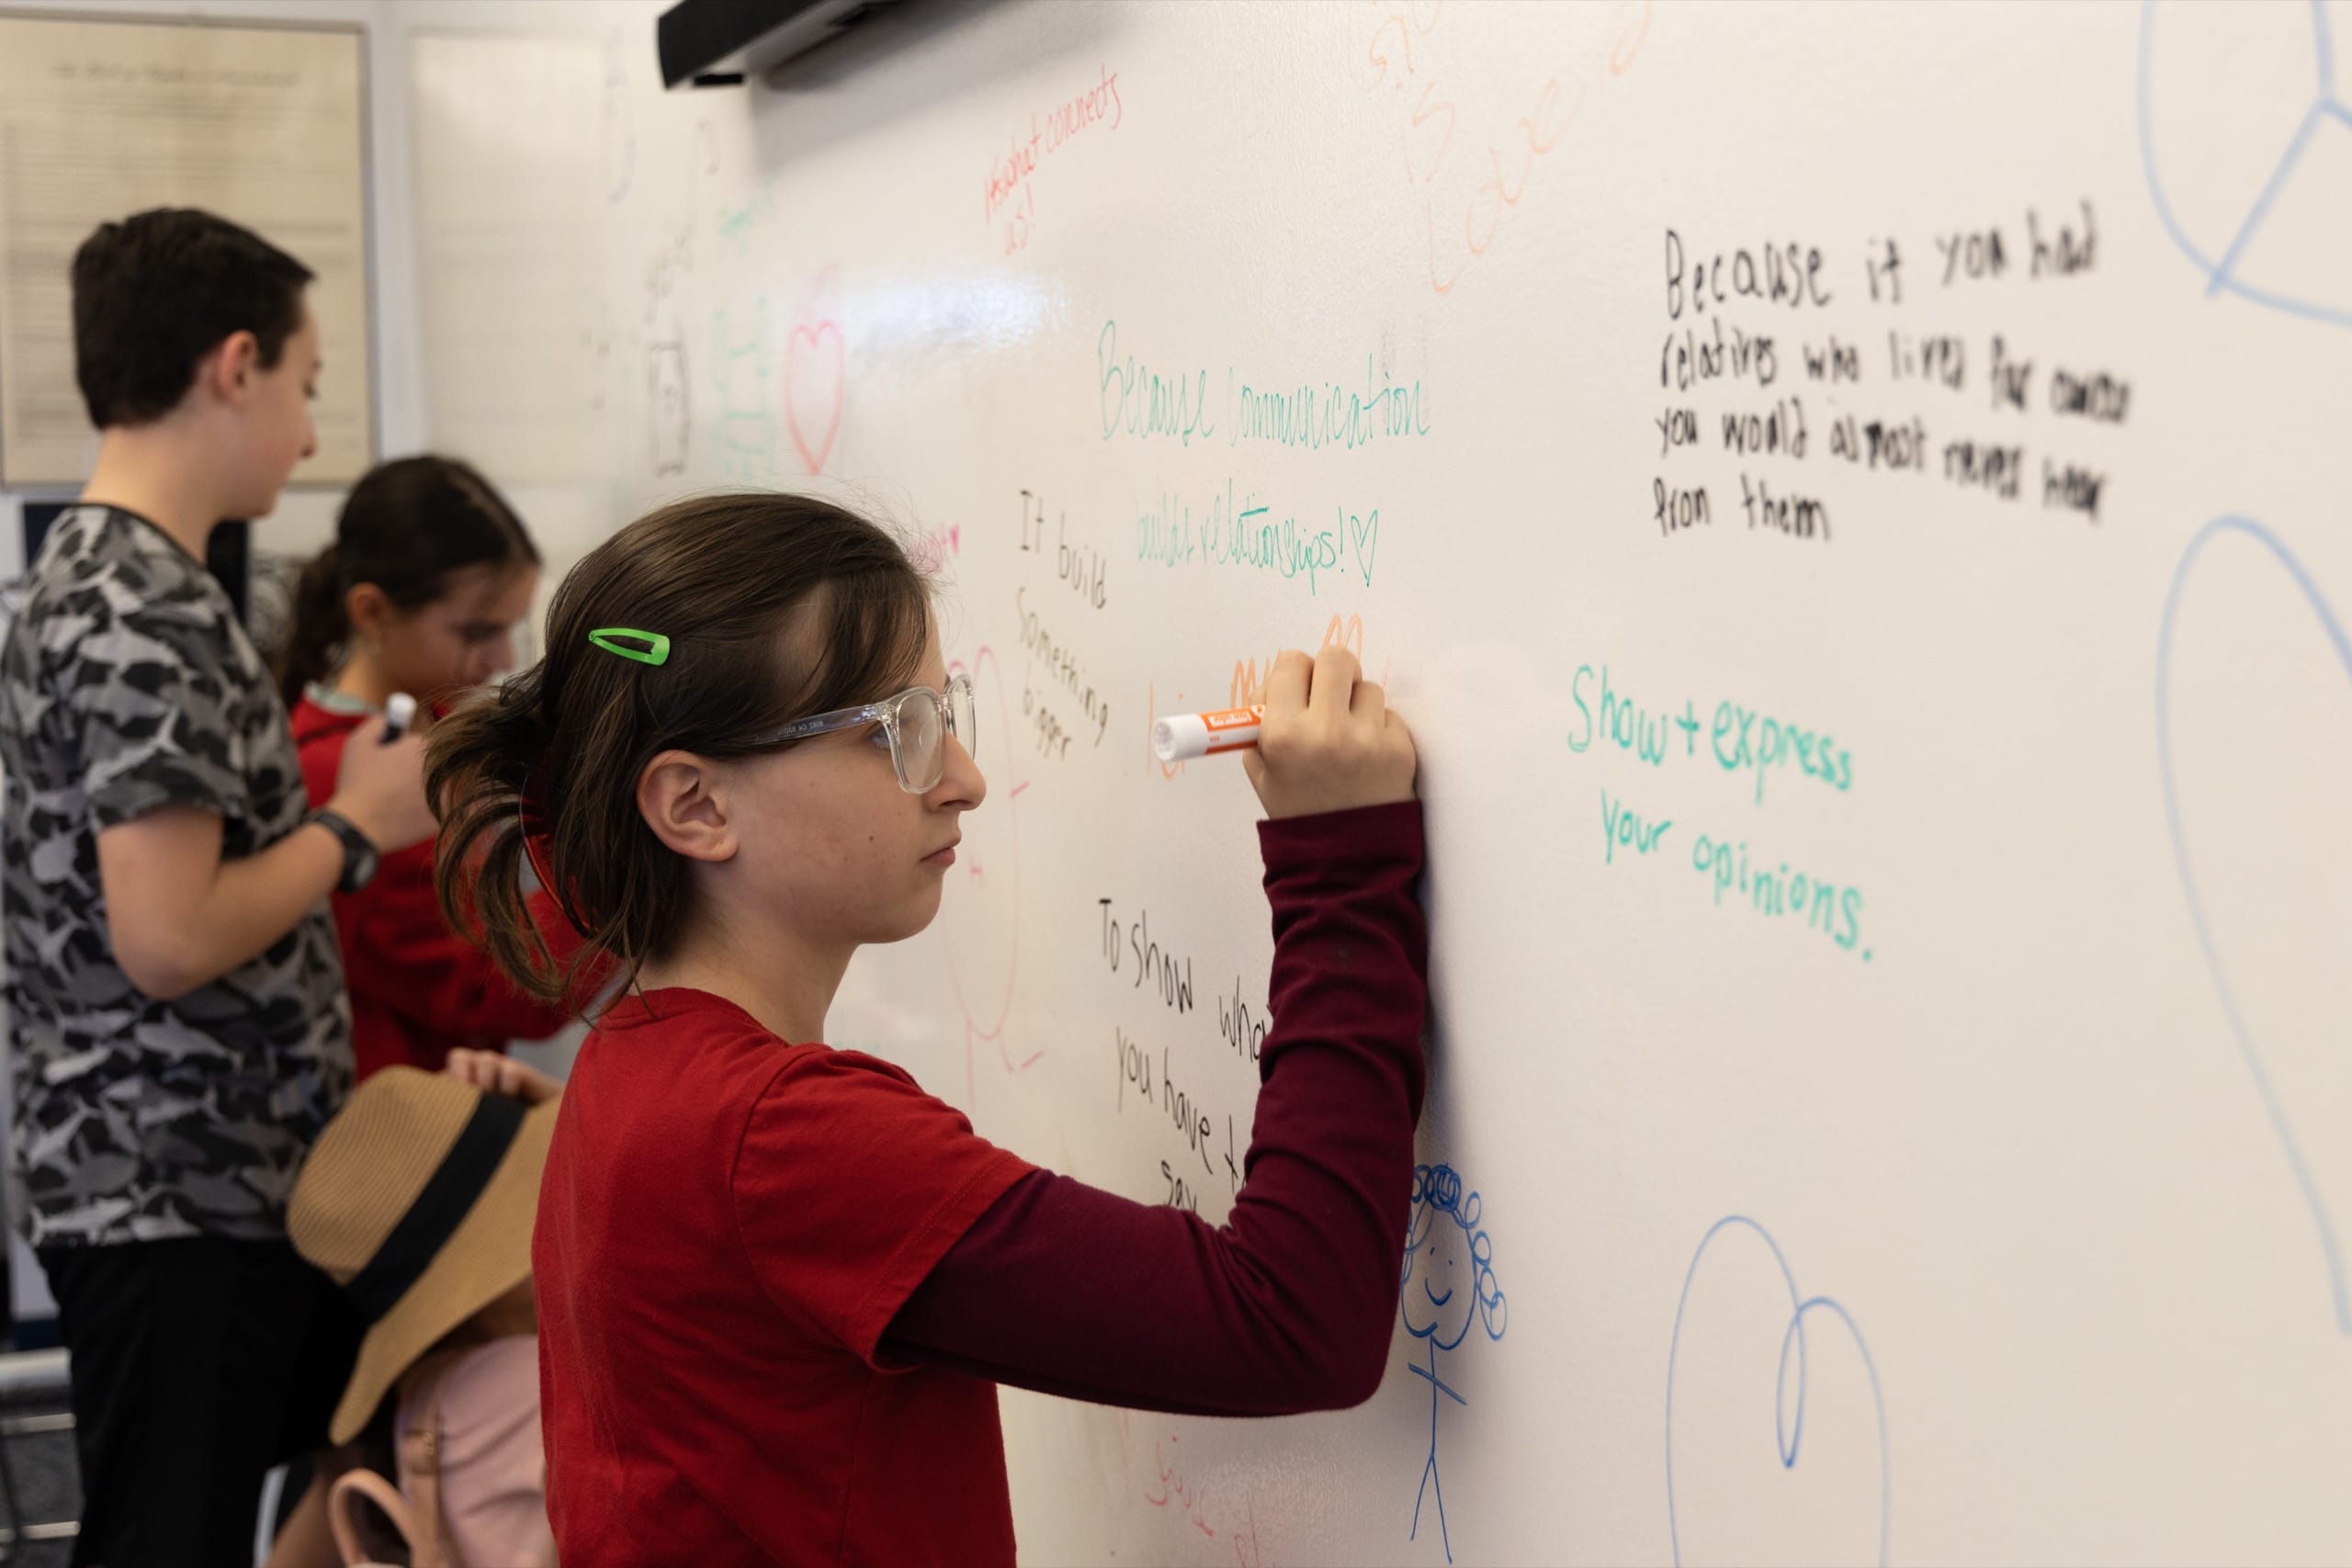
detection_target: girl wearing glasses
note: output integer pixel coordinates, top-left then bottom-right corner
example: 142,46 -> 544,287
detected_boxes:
427,491 -> 1428,1565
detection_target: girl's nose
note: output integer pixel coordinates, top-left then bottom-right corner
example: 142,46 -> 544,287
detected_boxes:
929,734 -> 986,811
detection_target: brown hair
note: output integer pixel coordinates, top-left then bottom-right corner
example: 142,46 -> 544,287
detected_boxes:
277,456 -> 538,706
73,208 -> 314,429
427,492 -> 931,1005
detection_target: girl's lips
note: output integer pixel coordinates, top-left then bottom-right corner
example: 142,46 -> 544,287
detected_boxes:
923,841 -> 959,868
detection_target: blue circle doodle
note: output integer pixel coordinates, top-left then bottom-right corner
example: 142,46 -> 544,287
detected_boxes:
1664,1215 -> 1890,1567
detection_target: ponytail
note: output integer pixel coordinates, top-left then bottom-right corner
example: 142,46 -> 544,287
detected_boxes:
277,543 -> 349,707
427,664 -> 580,1008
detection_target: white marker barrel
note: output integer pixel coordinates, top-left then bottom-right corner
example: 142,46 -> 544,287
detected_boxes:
382,692 -> 418,743
1152,706 -> 1264,762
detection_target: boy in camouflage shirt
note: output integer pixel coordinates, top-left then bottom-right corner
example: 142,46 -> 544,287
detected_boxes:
0,209 -> 433,1567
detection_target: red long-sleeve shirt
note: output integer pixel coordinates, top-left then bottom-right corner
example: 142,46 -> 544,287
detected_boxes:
534,799 -> 1427,1565
291,694 -> 591,1079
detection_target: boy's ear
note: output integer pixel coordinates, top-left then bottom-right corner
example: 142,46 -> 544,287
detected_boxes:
637,750 -> 736,864
198,330 -> 262,406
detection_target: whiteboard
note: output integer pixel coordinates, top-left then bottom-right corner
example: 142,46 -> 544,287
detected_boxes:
0,12 -> 375,486
408,3 -> 2352,1562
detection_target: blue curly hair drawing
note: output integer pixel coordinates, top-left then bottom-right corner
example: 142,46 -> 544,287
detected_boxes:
1400,1162 -> 1504,1562
1403,1162 -> 1506,1349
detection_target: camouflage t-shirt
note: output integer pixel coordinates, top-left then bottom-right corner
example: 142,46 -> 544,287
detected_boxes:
1,505 -> 351,1247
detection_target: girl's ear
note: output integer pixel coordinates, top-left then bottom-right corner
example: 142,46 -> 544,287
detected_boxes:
344,581 -> 393,644
638,750 -> 736,864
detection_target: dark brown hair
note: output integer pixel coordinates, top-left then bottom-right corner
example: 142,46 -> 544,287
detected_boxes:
277,456 -> 539,706
72,208 -> 314,429
427,491 -> 931,1005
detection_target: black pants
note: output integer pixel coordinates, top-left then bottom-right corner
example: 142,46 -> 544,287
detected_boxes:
39,1236 -> 360,1568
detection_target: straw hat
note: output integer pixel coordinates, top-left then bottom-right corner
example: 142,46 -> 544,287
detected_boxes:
289,1066 -> 558,1445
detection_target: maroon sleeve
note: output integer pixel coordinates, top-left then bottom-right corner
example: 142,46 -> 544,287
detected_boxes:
881,798 -> 1428,1415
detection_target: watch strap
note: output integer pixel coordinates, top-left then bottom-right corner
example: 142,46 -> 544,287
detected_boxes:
310,809 -> 379,893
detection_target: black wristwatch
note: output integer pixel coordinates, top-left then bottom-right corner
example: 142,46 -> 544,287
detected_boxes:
309,809 -> 381,894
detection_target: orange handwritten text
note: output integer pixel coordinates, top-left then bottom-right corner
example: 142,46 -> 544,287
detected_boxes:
1126,1420 -> 1273,1567
1231,614 -> 1383,708
1149,615 -> 1388,785
984,64 -> 1124,254
1351,0 -> 1651,294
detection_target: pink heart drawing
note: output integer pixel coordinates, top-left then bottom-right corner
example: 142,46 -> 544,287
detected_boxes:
785,319 -> 844,474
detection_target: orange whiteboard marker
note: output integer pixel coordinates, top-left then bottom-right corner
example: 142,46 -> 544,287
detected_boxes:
1153,706 -> 1263,762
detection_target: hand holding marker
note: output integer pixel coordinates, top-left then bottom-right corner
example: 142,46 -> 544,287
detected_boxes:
1153,649 -> 1406,765
1154,649 -> 1418,822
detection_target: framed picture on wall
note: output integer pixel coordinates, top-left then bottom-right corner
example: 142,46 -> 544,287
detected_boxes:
0,12 -> 375,488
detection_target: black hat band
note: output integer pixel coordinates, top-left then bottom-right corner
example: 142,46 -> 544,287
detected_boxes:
341,1093 -> 526,1326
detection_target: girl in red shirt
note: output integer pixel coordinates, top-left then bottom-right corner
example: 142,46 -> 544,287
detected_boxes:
278,457 -> 586,1079
427,492 -> 1430,1566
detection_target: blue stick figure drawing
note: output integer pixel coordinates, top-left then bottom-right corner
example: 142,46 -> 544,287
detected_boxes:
1400,1163 -> 1506,1563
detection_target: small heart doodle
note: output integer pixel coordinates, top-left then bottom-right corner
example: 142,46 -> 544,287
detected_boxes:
785,318 -> 845,474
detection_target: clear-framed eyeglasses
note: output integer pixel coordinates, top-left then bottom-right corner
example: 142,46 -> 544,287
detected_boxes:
747,672 -> 977,794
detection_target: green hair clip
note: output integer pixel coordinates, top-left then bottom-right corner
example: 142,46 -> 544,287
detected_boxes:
587,627 -> 670,667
